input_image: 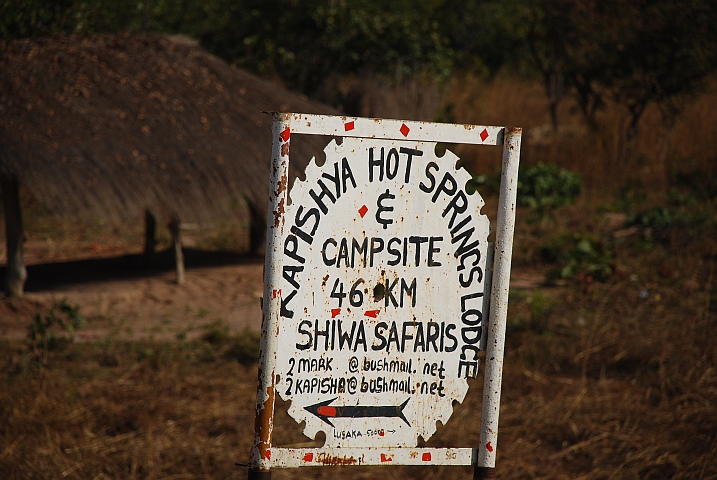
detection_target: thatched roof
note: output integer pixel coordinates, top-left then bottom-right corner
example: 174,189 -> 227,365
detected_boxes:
0,33 -> 339,227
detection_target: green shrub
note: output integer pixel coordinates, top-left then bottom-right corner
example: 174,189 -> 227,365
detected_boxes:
518,163 -> 581,218
27,299 -> 87,363
540,234 -> 613,282
629,206 -> 672,229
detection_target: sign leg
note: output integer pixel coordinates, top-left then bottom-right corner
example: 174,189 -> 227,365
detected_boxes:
249,113 -> 291,479
477,127 -> 521,470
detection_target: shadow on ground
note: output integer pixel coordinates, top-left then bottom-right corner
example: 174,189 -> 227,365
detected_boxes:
0,248 -> 263,292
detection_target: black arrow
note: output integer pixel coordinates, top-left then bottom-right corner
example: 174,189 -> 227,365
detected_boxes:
304,397 -> 410,427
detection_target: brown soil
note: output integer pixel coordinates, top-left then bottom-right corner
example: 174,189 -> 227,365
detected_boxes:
0,248 -> 265,341
0,243 -> 547,342
1,216 -> 716,479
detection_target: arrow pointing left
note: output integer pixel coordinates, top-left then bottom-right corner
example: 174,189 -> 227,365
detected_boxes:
304,397 -> 410,427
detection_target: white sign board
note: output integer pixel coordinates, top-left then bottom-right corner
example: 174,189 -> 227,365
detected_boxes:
249,114 -> 521,474
276,136 -> 490,447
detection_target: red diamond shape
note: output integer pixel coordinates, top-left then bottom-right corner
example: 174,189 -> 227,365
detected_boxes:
279,127 -> 290,142
344,121 -> 355,131
303,452 -> 314,462
400,123 -> 410,137
422,452 -> 432,462
480,128 -> 489,142
358,205 -> 368,217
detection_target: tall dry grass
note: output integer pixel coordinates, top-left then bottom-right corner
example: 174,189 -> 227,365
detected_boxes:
327,73 -> 717,207
445,75 -> 717,203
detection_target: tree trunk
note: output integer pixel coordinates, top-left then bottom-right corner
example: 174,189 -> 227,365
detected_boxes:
657,113 -> 679,189
144,209 -> 156,267
1,174 -> 27,297
169,216 -> 185,285
545,64 -> 564,133
617,103 -> 647,164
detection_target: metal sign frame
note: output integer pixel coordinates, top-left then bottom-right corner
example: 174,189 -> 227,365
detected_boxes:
248,113 -> 521,480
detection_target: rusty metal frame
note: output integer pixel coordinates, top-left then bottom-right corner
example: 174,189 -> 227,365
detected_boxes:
249,113 -> 521,478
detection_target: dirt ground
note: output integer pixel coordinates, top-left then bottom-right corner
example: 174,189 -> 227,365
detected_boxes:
2,217 -> 716,479
0,248 -> 265,341
0,243 -> 544,342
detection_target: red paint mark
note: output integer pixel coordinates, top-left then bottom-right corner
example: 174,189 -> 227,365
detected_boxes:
400,123 -> 410,137
303,452 -> 314,462
379,431 -> 384,437
486,442 -> 493,452
480,128 -> 489,142
344,121 -> 355,131
364,310 -> 380,318
273,289 -> 281,298
422,452 -> 432,462
331,308 -> 341,318
358,205 -> 368,218
380,453 -> 392,463
317,406 -> 337,417
280,127 -> 290,142
263,449 -> 271,460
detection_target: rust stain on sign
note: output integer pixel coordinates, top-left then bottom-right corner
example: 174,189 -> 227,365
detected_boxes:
316,453 -> 358,466
276,170 -> 288,196
254,375 -> 275,464
281,141 -> 290,157
273,197 -> 285,228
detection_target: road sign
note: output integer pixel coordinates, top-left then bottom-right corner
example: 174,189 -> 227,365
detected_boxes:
276,134 -> 490,448
249,113 -> 521,477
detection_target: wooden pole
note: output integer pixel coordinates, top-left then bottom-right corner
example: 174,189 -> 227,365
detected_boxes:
144,209 -> 156,267
248,200 -> 266,256
169,216 -> 185,285
1,173 -> 27,297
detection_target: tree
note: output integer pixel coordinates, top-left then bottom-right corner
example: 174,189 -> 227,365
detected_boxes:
526,0 -> 717,155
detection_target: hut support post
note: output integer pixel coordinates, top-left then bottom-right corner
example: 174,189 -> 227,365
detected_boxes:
144,209 -> 156,267
248,200 -> 266,256
1,174 -> 27,297
170,216 -> 185,285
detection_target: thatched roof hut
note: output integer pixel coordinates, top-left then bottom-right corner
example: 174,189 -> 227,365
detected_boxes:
0,33 -> 339,295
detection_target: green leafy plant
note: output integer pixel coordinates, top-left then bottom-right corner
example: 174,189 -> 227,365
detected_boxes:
629,205 -> 672,229
541,234 -> 613,282
518,162 -> 581,218
560,238 -> 613,282
27,299 -> 87,363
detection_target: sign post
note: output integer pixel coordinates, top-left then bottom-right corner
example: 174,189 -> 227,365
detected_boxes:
248,113 -> 521,479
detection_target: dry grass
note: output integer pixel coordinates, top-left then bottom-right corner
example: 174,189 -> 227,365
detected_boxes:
446,74 -> 717,203
2,75 -> 717,479
2,199 -> 716,479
